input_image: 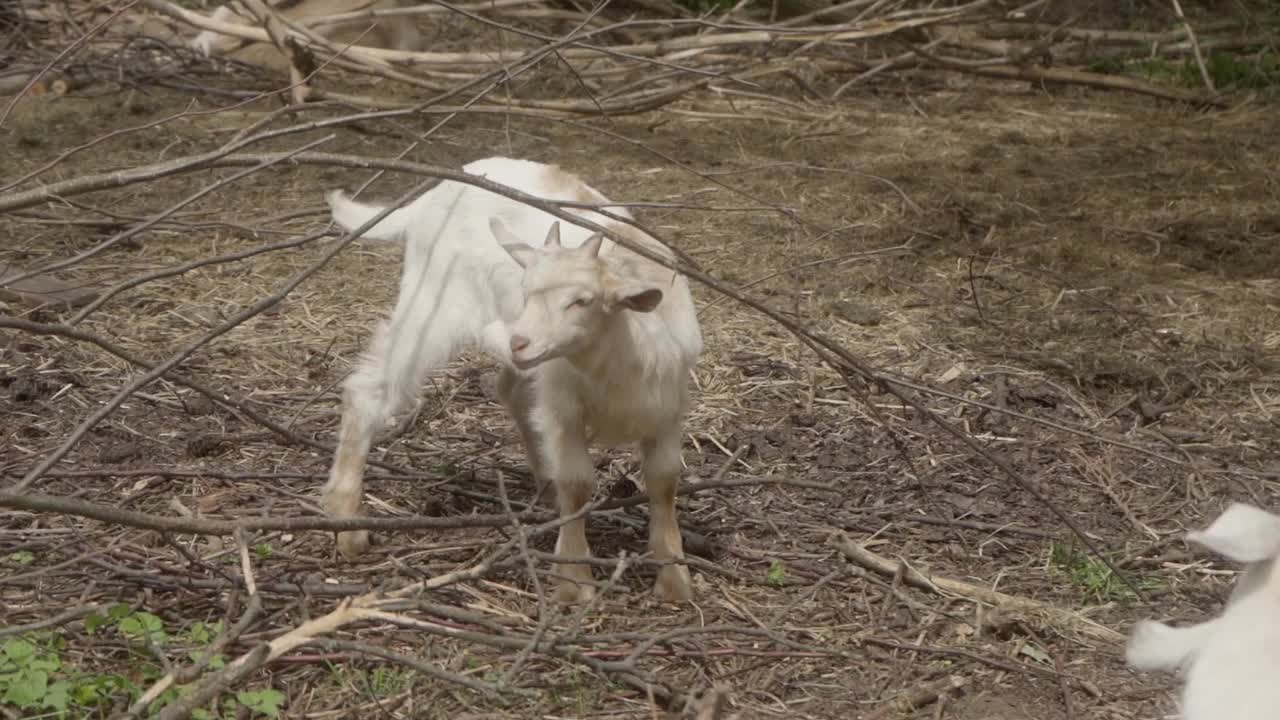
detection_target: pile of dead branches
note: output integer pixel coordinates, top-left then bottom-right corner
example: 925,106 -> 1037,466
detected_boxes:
6,0 -> 1272,114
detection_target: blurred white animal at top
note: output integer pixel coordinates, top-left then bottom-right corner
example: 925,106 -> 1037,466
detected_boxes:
319,157 -> 704,605
190,0 -> 423,71
1125,502 -> 1280,720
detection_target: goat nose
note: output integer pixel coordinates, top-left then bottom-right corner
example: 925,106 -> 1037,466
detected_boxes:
510,335 -> 531,353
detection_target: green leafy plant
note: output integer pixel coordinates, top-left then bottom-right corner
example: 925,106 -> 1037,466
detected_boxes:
0,637 -> 68,713
766,560 -> 787,588
0,609 -> 247,718
1048,541 -> 1162,604
237,688 -> 286,718
5,551 -> 35,566
118,612 -> 168,647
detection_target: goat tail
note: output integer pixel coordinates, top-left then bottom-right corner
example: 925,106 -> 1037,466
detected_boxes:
326,190 -> 412,242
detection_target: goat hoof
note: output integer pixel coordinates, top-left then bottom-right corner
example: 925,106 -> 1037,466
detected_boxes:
654,565 -> 693,604
1125,619 -> 1176,670
553,582 -> 596,605
336,530 -> 371,560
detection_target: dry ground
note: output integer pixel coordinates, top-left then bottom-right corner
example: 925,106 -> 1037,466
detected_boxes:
2,31 -> 1280,720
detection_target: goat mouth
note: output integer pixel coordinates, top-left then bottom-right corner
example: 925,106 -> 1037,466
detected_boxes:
512,351 -> 552,370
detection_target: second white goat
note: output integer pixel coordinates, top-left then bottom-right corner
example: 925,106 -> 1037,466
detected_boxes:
320,157 -> 703,604
191,0 -> 423,70
1125,502 -> 1280,720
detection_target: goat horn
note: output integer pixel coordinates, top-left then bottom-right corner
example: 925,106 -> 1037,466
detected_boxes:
545,221 -> 562,248
581,232 -> 604,258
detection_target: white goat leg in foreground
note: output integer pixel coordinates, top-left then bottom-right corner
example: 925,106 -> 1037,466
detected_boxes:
1125,502 -> 1280,720
320,157 -> 703,604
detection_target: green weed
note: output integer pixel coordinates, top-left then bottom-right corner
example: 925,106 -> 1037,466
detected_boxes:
1047,541 -> 1161,604
1,608 -> 276,719
1100,50 -> 1280,92
766,560 -> 787,588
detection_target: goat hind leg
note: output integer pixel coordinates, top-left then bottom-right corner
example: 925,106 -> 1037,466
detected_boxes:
321,314 -> 447,559
321,331 -> 390,559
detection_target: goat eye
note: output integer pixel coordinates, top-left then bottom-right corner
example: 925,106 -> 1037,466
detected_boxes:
568,297 -> 591,309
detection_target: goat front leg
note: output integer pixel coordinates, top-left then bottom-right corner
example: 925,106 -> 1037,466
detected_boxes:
495,368 -> 554,509
546,428 -> 597,604
642,429 -> 693,603
1126,617 -> 1220,673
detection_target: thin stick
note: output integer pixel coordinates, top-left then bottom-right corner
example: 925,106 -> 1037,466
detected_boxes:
866,675 -> 968,720
0,605 -> 101,638
1169,0 -> 1215,93
831,532 -> 1125,644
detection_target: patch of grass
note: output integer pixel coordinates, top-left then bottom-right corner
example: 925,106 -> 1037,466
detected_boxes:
254,542 -> 274,561
329,664 -> 416,698
1048,541 -> 1162,604
1204,49 -> 1280,90
1,608 -> 276,719
1121,51 -> 1280,91
551,669 -> 600,716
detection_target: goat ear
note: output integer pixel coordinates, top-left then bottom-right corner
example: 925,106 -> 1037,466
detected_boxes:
1187,503 -> 1280,563
544,221 -> 562,248
611,285 -> 663,313
489,216 -> 521,246
580,232 -> 604,258
490,217 -> 535,268
501,243 -> 536,268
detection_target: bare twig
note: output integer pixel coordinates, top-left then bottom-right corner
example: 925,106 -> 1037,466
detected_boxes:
866,675 -> 968,720
1168,0 -> 1215,93
831,532 -> 1125,644
0,605 -> 101,637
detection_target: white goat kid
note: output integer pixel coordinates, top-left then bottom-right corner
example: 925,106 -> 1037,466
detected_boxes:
1125,502 -> 1280,720
320,157 -> 703,604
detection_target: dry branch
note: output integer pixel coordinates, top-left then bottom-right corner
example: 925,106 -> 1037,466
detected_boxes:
0,606 -> 102,638
831,532 -> 1125,645
0,476 -> 801,536
694,684 -> 734,720
924,56 -> 1227,107
145,0 -> 981,67
238,0 -> 315,103
866,675 -> 968,720
0,265 -> 102,309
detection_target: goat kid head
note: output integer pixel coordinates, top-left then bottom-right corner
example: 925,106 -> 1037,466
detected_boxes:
490,218 -> 663,370
1187,502 -> 1280,604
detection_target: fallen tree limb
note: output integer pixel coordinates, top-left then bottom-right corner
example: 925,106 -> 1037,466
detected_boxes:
913,44 -> 1228,107
977,19 -> 1240,43
830,532 -> 1126,645
143,0 -> 982,67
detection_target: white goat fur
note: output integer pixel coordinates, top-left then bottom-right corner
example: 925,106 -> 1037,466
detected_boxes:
190,0 -> 422,67
321,157 -> 704,604
1125,502 -> 1280,720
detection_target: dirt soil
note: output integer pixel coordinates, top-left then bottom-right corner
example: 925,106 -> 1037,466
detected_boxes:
2,29 -> 1280,720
